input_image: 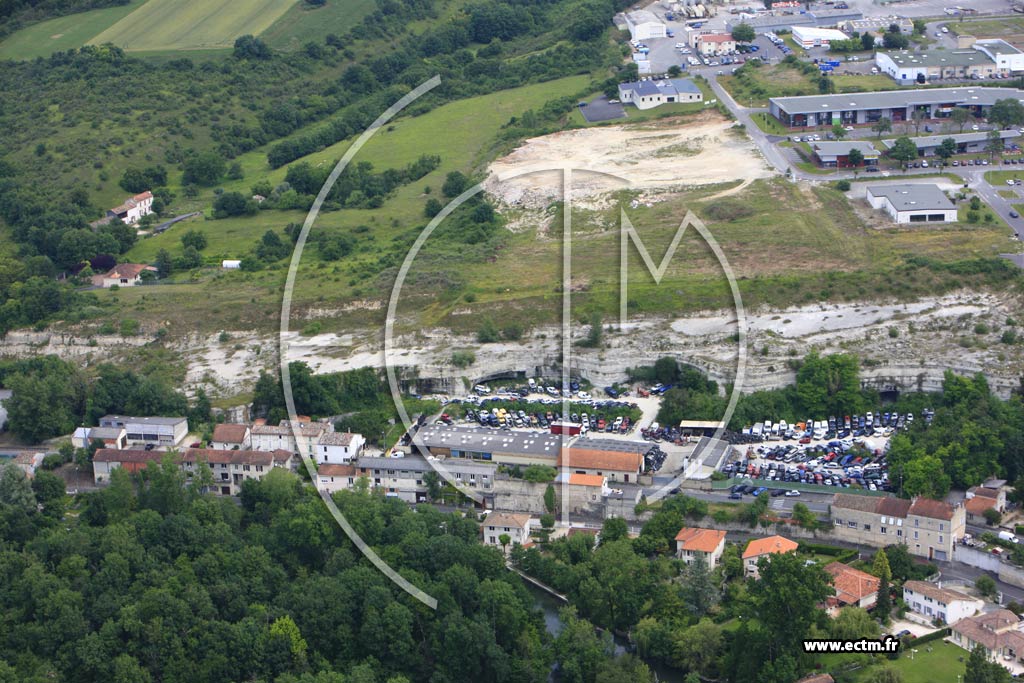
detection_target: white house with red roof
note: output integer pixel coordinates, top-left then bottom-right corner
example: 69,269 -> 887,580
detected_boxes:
100,263 -> 157,288
107,191 -> 154,225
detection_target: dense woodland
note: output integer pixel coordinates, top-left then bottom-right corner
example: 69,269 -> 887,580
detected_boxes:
0,462 -> 658,682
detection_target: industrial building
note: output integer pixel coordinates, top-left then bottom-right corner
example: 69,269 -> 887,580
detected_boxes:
791,26 -> 849,49
811,141 -> 880,168
880,130 -> 1021,157
866,184 -> 958,224
875,49 -> 998,82
768,86 -> 1024,128
98,414 -> 189,447
618,78 -> 702,110
413,424 -> 564,466
973,39 -> 1024,74
625,10 -> 666,41
724,8 -> 861,34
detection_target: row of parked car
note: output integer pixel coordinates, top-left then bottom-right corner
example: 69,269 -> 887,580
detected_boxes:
728,484 -> 801,499
743,410 -> 932,442
724,438 -> 896,491
457,401 -> 638,434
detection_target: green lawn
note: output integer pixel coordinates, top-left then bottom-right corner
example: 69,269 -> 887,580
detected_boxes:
570,79 -> 714,127
852,640 -> 967,683
89,0 -> 298,51
261,0 -> 377,51
0,0 -> 148,60
986,170 -> 1024,186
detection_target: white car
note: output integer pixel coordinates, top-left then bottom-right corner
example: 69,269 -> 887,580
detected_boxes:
785,490 -> 801,497
972,124 -> 980,131
577,391 -> 591,400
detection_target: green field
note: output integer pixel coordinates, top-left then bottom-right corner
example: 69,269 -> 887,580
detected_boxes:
0,0 -> 147,60
851,640 -> 967,683
89,0 -> 298,51
719,62 -> 901,108
260,0 -> 377,50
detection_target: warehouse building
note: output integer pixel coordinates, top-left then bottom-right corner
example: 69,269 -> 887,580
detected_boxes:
791,26 -> 849,49
724,8 -> 861,34
769,86 -> 1024,128
842,16 -> 913,36
973,39 -> 1024,74
880,130 -> 1021,157
866,184 -> 958,224
98,415 -> 189,447
625,10 -> 666,41
875,49 -> 997,82
413,424 -> 563,467
811,140 -> 880,167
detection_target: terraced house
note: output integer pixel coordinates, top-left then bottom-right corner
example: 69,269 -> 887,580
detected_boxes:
830,493 -> 965,560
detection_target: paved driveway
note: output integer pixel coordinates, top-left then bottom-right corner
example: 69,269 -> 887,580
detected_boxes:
579,96 -> 626,123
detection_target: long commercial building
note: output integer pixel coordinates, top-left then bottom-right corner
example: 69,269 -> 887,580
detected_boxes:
769,86 -> 1024,128
413,424 -> 564,467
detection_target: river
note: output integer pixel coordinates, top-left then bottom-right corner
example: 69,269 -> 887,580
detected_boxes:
525,583 -> 687,683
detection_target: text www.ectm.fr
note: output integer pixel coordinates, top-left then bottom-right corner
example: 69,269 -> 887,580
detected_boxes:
803,637 -> 901,654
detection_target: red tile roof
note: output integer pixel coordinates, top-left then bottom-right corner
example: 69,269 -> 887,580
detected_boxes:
675,527 -> 727,553
908,497 -> 955,521
318,464 -> 355,477
825,562 -> 880,605
700,33 -> 735,42
965,496 -> 996,514
743,535 -> 798,559
182,448 -> 274,466
568,473 -> 606,487
212,423 -> 249,443
876,497 -> 912,517
93,449 -> 163,464
105,263 -> 156,280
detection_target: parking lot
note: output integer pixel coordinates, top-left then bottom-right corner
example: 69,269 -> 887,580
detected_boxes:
579,95 -> 626,123
719,410 -> 934,497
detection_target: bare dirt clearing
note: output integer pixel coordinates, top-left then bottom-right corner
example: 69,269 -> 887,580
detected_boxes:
485,114 -> 774,208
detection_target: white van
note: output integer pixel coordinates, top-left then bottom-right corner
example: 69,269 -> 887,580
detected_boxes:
999,530 -> 1019,544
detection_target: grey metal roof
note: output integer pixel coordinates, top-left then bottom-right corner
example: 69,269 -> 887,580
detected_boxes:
670,78 -> 701,94
880,49 -> 994,69
812,141 -> 880,156
867,184 -> 955,211
771,86 -> 1024,115
358,454 -> 496,475
416,424 -> 563,457
880,130 -> 1020,149
634,80 -> 661,97
976,39 -> 1022,56
572,438 -> 650,455
100,414 -> 187,426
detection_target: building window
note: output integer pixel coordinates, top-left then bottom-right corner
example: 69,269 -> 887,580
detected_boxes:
864,524 -> 871,531
940,523 -> 944,531
914,531 -> 919,540
834,519 -> 842,526
881,527 -> 887,535
848,521 -> 856,528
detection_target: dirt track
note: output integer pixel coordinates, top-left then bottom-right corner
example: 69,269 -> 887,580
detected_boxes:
485,114 -> 775,208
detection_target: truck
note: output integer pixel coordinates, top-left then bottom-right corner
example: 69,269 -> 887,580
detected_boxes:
550,420 -> 581,436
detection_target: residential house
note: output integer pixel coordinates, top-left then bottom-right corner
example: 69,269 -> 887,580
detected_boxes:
100,263 -> 158,288
98,415 -> 189,447
72,425 -> 128,450
356,454 -> 496,503
742,535 -> 798,578
315,463 -> 357,495
796,674 -> 835,683
675,527 -> 727,566
180,448 -> 294,496
107,191 -> 154,225
696,33 -> 736,57
951,610 -> 1024,666
251,419 -> 332,456
554,472 -> 612,515
830,493 -> 965,560
965,480 -> 1007,524
824,562 -> 880,612
482,512 -> 533,548
557,440 -> 645,483
13,452 -> 45,479
92,449 -> 165,484
210,423 -> 251,450
317,431 -> 365,464
903,580 -> 983,625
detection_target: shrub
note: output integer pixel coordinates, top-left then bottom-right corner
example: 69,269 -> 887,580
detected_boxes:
836,180 -> 851,191
974,322 -> 990,335
451,350 -> 475,368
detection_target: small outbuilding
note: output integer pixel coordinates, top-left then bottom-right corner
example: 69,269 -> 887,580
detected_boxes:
866,184 -> 958,224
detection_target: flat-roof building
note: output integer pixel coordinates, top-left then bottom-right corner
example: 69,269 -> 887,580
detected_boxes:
876,49 -> 997,82
866,184 -> 957,224
414,424 -> 563,466
881,130 -> 1020,156
811,140 -> 880,167
98,415 -> 189,447
625,10 -> 665,41
769,86 -> 1024,128
974,39 -> 1024,74
791,26 -> 849,49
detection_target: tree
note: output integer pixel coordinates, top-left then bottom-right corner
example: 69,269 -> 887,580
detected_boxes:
831,607 -> 881,640
986,129 -> 1005,160
4,369 -> 82,442
951,107 -> 973,134
984,507 -> 1002,526
498,533 -> 511,553
182,152 -> 226,186
990,98 -> 1024,129
875,570 -> 892,624
679,556 -> 720,617
847,147 -> 864,167
234,34 -> 272,60
0,463 -> 35,512
910,108 -> 927,135
791,502 -> 817,528
155,249 -> 173,278
903,455 -> 951,499
442,171 -> 469,198
872,117 -> 893,139
889,136 -> 920,169
424,197 -> 442,218
936,137 -> 958,162
731,23 -> 755,44
872,548 -> 893,583
213,191 -> 258,218
975,575 -> 997,599
422,470 -> 442,501
832,123 -> 848,140
861,33 -> 876,51
796,352 -> 863,417
965,643 -> 1012,683
544,484 -> 556,513
673,618 -> 723,676
601,517 -> 628,544
554,607 -> 615,683
882,29 -> 909,49
868,666 -> 904,683
180,230 -> 207,251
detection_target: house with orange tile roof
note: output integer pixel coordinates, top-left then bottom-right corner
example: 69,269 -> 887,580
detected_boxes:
675,527 -> 727,566
951,609 -> 1024,667
211,423 -> 251,450
823,562 -> 880,612
100,263 -> 157,288
557,444 -> 644,483
742,535 -> 798,578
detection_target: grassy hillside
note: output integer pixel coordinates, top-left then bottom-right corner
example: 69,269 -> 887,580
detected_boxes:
260,0 -> 377,51
0,0 -> 147,59
88,0 -> 297,51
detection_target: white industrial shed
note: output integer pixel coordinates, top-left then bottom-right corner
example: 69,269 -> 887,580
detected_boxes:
866,184 -> 958,224
792,26 -> 849,48
625,10 -> 666,41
